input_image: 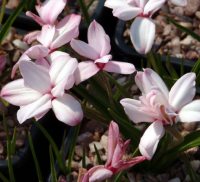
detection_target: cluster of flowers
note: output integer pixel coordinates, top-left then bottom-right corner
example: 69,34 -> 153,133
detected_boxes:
1,0 -> 200,181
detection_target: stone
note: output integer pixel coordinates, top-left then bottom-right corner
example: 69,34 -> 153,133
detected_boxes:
195,11 -> 200,20
185,0 -> 200,16
89,141 -> 103,153
168,177 -> 181,182
77,132 -> 93,145
182,122 -> 197,131
12,39 -> 28,50
100,135 -> 108,151
190,160 -> 200,171
75,145 -> 83,157
180,35 -> 194,45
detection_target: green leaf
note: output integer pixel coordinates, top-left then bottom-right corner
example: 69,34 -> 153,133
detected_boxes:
82,147 -> 86,168
108,108 -> 141,148
0,0 -> 7,24
167,16 -> 200,42
66,125 -> 80,173
94,144 -> 103,165
0,0 -> 27,43
28,132 -> 43,182
154,130 -> 200,171
114,171 -> 125,182
10,127 -> 17,155
192,58 -> 200,86
0,171 -> 9,182
33,121 -> 66,174
49,146 -> 58,182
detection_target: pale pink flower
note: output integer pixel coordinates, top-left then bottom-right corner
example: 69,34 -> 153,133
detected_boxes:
70,20 -> 135,84
82,121 -> 146,182
24,0 -> 81,49
120,68 -> 200,159
1,53 -> 83,126
105,0 -> 166,54
105,0 -> 187,54
26,0 -> 67,26
37,14 -> 81,50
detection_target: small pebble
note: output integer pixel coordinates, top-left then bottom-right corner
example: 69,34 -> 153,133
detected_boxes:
168,177 -> 181,182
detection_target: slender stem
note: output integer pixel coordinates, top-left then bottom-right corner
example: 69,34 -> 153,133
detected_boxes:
77,0 -> 90,26
0,0 -> 7,24
166,126 -> 183,144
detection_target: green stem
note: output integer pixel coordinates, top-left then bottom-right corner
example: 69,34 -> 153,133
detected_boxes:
0,0 -> 7,24
77,0 -> 90,26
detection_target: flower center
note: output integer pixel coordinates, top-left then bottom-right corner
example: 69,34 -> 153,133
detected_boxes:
159,105 -> 177,125
96,63 -> 106,70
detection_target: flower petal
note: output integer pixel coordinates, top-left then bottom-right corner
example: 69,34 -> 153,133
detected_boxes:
70,39 -> 99,60
103,60 -> 135,74
51,14 -> 81,49
52,94 -> 83,126
17,94 -> 52,124
135,68 -> 169,99
35,0 -> 67,25
23,31 -> 40,44
105,0 -> 142,20
106,121 -> 119,166
179,100 -> 200,122
170,0 -> 187,6
37,25 -> 56,48
88,20 -> 111,57
26,11 -> 44,26
143,0 -> 166,16
130,17 -> 155,54
120,98 -> 155,123
75,61 -> 99,84
50,55 -> 78,97
89,168 -> 113,182
139,122 -> 165,160
1,79 -> 42,106
19,61 -> 51,94
169,73 -> 196,111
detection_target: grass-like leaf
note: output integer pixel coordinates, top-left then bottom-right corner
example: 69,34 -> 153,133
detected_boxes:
49,146 -> 58,182
33,121 -> 66,174
66,125 -> 80,173
0,0 -> 27,43
167,16 -> 200,42
0,171 -> 9,182
0,0 -> 7,24
94,144 -> 103,165
28,132 -> 43,182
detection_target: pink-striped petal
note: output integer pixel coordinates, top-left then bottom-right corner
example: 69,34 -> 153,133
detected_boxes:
75,61 -> 99,84
179,100 -> 200,122
52,94 -> 83,126
50,56 -> 77,97
70,39 -> 99,60
143,0 -> 166,16
130,17 -> 155,54
88,20 -> 111,57
139,122 -> 165,160
26,11 -> 44,26
89,168 -> 113,182
37,25 -> 55,48
51,14 -> 81,49
23,31 -> 40,44
135,68 -> 169,99
35,0 -> 67,25
105,0 -> 142,20
1,79 -> 42,106
103,60 -> 135,74
120,98 -> 155,123
19,61 -> 51,94
17,94 -> 52,124
106,121 -> 119,166
169,73 -> 196,111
